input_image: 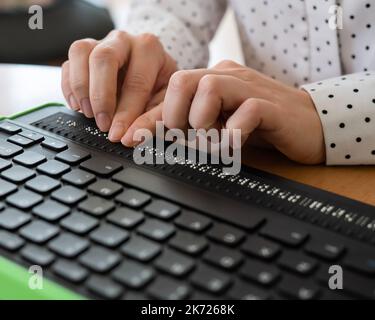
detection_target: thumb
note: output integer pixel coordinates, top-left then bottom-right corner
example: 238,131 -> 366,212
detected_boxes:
225,98 -> 283,149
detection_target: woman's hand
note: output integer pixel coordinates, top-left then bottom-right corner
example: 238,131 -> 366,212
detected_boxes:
126,60 -> 326,164
61,30 -> 177,141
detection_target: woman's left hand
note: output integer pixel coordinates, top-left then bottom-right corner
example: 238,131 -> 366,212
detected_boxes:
123,60 -> 326,165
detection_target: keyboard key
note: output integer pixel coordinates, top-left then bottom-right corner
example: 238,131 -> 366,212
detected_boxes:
344,250 -> 375,275
278,251 -> 318,275
19,220 -> 59,244
6,189 -> 43,209
228,281 -> 271,300
0,178 -> 17,197
60,212 -> 99,235
115,189 -> 151,209
240,259 -> 280,286
79,246 -> 120,273
112,260 -> 155,289
89,224 -> 129,247
169,231 -> 208,256
0,141 -> 22,158
0,230 -> 25,251
0,122 -> 21,134
107,208 -> 144,229
78,196 -> 115,217
51,186 -> 86,205
13,151 -> 46,167
41,138 -> 67,152
137,218 -> 175,241
0,208 -> 31,230
7,134 -> 34,147
144,200 -> 180,220
203,244 -> 243,270
147,276 -> 190,300
62,169 -> 96,187
80,157 -> 122,177
241,236 -> 281,260
191,264 -> 232,294
55,147 -> 90,165
0,158 -> 11,171
20,244 -> 55,266
305,239 -> 345,261
18,130 -> 44,143
26,175 -> 61,194
278,276 -> 320,300
86,276 -> 123,299
37,160 -> 70,177
207,224 -> 245,247
260,222 -> 309,247
175,210 -> 212,233
52,260 -> 88,283
48,233 -> 89,258
1,165 -> 35,184
32,200 -> 70,221
88,180 -> 123,198
121,235 -> 161,262
155,248 -> 195,277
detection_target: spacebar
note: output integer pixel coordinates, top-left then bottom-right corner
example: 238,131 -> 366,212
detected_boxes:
113,167 -> 266,231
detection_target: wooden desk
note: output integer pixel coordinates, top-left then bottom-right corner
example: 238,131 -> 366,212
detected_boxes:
1,64 -> 375,206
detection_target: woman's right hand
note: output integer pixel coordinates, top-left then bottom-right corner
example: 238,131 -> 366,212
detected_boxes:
61,30 -> 177,142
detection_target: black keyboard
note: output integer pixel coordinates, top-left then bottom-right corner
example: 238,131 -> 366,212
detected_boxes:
0,112 -> 374,300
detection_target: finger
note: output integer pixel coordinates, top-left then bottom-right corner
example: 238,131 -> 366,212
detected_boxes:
225,98 -> 283,148
89,31 -> 132,131
189,75 -> 252,130
122,102 -> 163,147
61,61 -> 79,111
109,34 -> 165,142
68,39 -> 97,117
163,69 -> 260,130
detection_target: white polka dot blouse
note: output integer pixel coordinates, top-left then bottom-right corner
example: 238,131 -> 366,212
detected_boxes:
123,0 -> 375,165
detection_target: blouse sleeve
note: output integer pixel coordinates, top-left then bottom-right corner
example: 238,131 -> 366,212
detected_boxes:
302,72 -> 375,165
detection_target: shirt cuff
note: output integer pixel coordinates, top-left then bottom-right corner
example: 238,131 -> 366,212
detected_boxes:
301,72 -> 375,165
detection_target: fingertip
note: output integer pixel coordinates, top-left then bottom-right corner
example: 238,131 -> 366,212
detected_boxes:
95,112 -> 111,132
81,98 -> 94,118
108,122 -> 126,142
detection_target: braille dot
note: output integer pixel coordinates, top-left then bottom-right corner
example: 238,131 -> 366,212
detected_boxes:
372,150 -> 375,155
353,89 -> 359,93
345,155 -> 351,160
372,99 -> 375,104
365,117 -> 371,123
339,123 -> 345,128
330,143 -> 336,149
366,3 -> 371,8
356,137 -> 362,143
322,110 -> 328,115
347,104 -> 353,109
328,94 -> 334,99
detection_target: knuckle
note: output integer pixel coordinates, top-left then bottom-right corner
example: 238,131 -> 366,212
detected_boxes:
244,98 -> 262,112
169,70 -> 191,91
198,75 -> 219,95
125,72 -> 151,94
69,39 -> 93,57
70,80 -> 87,94
108,30 -> 129,43
215,59 -> 238,69
137,33 -> 160,49
90,45 -> 117,62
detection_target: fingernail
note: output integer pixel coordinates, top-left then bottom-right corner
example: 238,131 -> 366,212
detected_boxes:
109,123 -> 125,142
81,98 -> 94,118
96,112 -> 111,132
69,94 -> 79,110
